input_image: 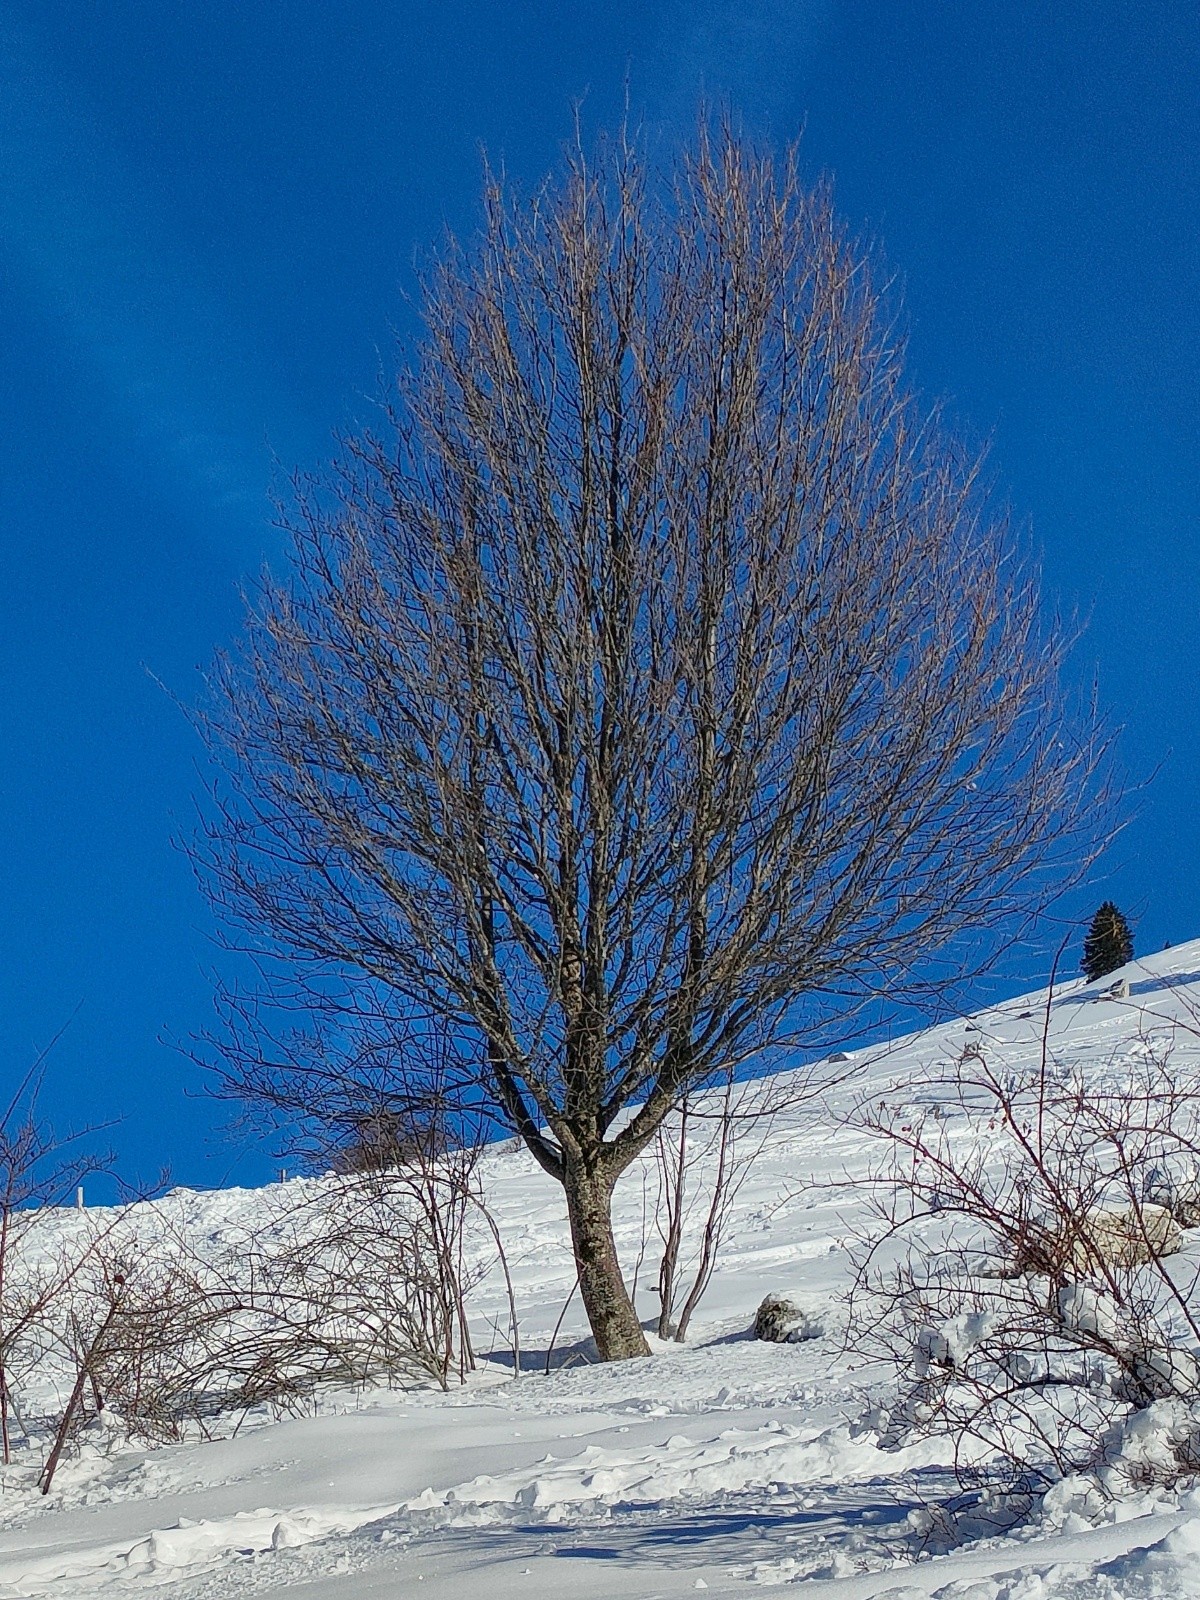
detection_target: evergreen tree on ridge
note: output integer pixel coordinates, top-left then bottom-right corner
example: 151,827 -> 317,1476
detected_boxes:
1082,901 -> 1134,982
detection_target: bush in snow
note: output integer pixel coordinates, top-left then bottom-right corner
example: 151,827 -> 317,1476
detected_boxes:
329,1108 -> 443,1175
648,1071 -> 798,1344
7,1149 -> 502,1494
1009,1202 -> 1183,1277
1037,1402 -> 1200,1532
0,1050 -> 116,1476
850,1010 -> 1200,1505
1082,901 -> 1134,983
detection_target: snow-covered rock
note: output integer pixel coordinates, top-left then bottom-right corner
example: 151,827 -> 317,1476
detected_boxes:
751,1293 -> 820,1343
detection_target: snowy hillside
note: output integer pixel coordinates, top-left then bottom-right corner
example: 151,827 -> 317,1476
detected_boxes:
7,942 -> 1200,1599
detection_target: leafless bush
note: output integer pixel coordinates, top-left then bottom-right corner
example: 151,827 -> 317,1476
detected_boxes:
87,1170 -> 481,1436
0,1040 -> 504,1494
27,1131 -> 497,1490
308,1077 -> 492,1383
850,990 -> 1200,1502
0,1040 -> 114,1470
40,1253 -> 132,1492
255,1163 -> 485,1393
651,1070 -> 791,1341
329,1108 -> 442,1175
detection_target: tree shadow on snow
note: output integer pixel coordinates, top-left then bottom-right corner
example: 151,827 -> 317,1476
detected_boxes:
395,1486 -> 914,1579
699,1326 -> 756,1348
1051,968 -> 1200,1011
480,1315 -> 757,1374
480,1332 -> 602,1374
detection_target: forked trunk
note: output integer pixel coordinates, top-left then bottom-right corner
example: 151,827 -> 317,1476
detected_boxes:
564,1162 -> 649,1360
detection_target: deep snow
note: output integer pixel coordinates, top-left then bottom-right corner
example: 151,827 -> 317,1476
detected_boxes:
7,942 -> 1200,1599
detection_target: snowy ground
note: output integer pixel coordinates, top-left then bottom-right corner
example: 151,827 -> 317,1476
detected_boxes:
7,943 -> 1200,1599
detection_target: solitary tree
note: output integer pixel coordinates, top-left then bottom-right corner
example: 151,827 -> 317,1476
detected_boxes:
203,123 -> 1106,1360
1082,901 -> 1134,982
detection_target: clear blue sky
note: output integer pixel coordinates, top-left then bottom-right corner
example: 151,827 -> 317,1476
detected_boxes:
1,1 -> 1197,1192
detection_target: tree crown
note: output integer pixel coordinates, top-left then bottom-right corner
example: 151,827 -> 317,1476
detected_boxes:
203,121 -> 1109,1190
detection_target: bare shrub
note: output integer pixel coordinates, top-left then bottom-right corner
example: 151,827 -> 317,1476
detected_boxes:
850,989 -> 1200,1505
0,1044 -> 500,1492
0,1041 -> 113,1472
651,1070 -> 791,1341
29,1126 -> 495,1487
329,1109 -> 440,1175
94,1170 -> 480,1434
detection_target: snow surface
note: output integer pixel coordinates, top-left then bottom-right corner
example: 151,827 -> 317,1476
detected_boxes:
8,942 -> 1200,1599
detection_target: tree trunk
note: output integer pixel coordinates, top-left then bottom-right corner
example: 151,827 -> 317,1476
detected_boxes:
564,1162 -> 649,1360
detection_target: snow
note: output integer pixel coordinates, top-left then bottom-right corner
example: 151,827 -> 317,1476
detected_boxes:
5,942 -> 1200,1598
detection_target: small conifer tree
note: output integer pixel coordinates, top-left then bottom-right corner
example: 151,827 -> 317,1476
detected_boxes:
1081,901 -> 1134,982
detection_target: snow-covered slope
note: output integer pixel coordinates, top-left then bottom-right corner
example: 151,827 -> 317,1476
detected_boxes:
7,941 -> 1200,1599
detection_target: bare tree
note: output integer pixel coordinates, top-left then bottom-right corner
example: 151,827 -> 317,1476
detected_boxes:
201,119 -> 1107,1360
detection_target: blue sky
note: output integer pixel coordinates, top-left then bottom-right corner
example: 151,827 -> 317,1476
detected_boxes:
1,1 -> 1197,1192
